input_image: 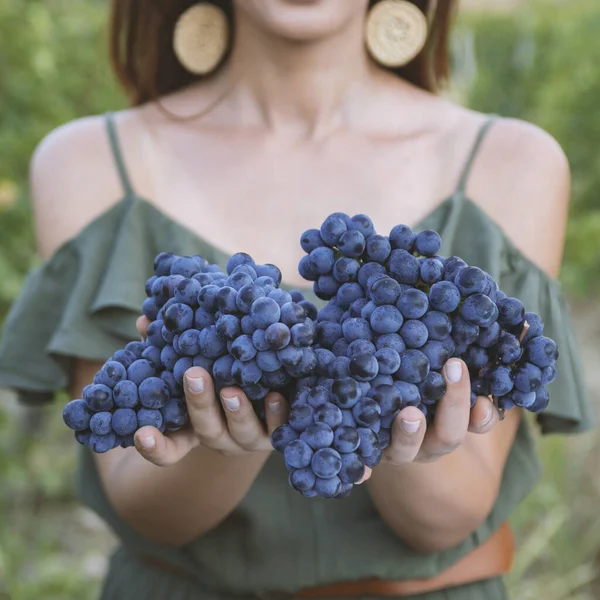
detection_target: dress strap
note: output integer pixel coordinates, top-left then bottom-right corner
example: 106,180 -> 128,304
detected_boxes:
104,112 -> 134,197
456,115 -> 499,195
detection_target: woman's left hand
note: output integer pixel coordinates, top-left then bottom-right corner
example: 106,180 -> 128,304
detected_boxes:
383,358 -> 501,465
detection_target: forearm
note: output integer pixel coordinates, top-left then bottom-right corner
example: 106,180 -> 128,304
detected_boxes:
97,444 -> 269,545
368,410 -> 521,552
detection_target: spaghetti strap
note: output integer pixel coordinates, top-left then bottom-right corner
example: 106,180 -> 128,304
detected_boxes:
104,112 -> 134,197
456,115 -> 498,194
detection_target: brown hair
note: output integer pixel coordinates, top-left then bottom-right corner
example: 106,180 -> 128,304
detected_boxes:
110,0 -> 458,107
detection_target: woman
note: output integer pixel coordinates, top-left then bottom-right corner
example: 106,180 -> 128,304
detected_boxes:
0,1 -> 590,598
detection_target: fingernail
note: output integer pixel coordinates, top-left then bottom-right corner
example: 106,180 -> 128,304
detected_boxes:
139,435 -> 155,450
187,376 -> 204,394
445,359 -> 462,384
268,400 -> 281,414
480,402 -> 494,427
401,419 -> 421,434
223,395 -> 240,412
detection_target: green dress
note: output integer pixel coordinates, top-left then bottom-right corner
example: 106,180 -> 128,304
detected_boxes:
0,114 -> 592,600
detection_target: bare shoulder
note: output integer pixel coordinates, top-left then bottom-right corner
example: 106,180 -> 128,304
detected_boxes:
466,114 -> 570,277
30,111 -> 137,259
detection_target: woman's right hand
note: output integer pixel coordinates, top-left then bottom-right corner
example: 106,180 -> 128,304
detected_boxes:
133,316 -> 289,466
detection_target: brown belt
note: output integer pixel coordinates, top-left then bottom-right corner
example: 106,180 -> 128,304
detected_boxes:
139,522 -> 514,598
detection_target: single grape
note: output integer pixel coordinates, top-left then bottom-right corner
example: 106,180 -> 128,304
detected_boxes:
526,336 -> 558,369
429,281 -> 461,313
414,230 -> 442,257
271,424 -> 300,452
112,408 -> 138,436
396,350 -> 430,384
63,400 -> 92,431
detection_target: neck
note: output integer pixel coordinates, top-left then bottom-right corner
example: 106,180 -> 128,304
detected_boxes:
224,12 -> 375,138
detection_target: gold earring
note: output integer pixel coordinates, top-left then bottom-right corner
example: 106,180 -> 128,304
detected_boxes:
173,3 -> 229,75
365,0 -> 428,68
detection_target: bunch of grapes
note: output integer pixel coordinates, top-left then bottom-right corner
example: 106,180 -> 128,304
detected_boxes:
63,252 -> 318,452
270,212 -> 558,498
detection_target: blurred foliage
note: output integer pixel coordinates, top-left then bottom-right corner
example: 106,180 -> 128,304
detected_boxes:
0,0 -> 124,319
457,0 -> 600,297
1,0 -> 599,599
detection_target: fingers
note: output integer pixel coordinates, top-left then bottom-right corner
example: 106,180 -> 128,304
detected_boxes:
183,367 -> 239,453
219,387 -> 274,452
418,358 -> 471,460
383,405 -> 427,464
468,396 -> 499,434
136,316 -> 150,340
134,425 -> 199,467
264,392 -> 289,436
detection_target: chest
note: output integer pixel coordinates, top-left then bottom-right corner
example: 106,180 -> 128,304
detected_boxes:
147,129 -> 451,286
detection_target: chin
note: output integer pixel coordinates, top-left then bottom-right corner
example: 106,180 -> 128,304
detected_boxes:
234,0 -> 370,42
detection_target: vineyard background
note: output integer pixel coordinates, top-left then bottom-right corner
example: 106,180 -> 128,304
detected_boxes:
1,1 -> 599,599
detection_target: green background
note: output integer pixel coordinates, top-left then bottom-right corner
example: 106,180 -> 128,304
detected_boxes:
0,0 -> 599,598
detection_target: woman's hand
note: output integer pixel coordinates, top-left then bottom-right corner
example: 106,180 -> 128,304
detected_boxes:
133,316 -> 289,466
383,358 -> 501,465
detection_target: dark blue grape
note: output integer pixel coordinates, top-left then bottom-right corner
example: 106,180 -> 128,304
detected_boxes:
389,224 -> 415,251
370,276 -> 401,306
330,356 -> 351,379
194,308 -> 216,329
388,249 -> 419,284
138,377 -> 170,409
311,448 -> 342,478
375,333 -> 406,354
268,289 -> 293,308
170,256 -> 200,278
234,359 -> 263,385
111,349 -> 138,369
521,312 -> 544,344
124,341 -> 146,359
301,229 -> 324,253
429,281 -> 461,313
284,439 -> 314,468
414,230 -> 442,257
199,326 -> 228,359
396,289 -> 429,320
212,354 -> 235,386
370,306 -> 403,334
332,257 -> 360,283
113,380 -> 139,409
94,361 -> 127,389
330,426 -> 359,453
463,345 -> 489,370
63,400 -> 92,431
371,384 -> 401,416
342,317 -> 373,342
451,316 -> 480,346
314,403 -> 343,429
514,362 -> 543,393
348,351 -> 379,382
320,215 -> 348,246
161,397 -> 188,430
288,404 -> 314,432
291,322 -> 315,347
356,427 -> 380,457
174,278 -> 201,307
496,332 -> 523,364
215,314 -> 241,341
378,428 -> 391,450
263,322 -> 290,350
256,350 -> 281,373
160,345 -> 179,370
364,234 -> 391,264
419,340 -> 448,371
280,303 -> 307,328
146,321 -> 167,350
228,335 -> 256,361
316,321 -> 342,349
336,282 -> 364,309
338,229 -> 366,257
142,298 -> 159,321
362,448 -> 383,468
314,476 -> 342,498
289,468 -> 317,492
216,286 -> 238,314
193,355 -> 214,371
420,311 -> 451,341
137,408 -> 164,430
256,264 -> 282,285
336,453 -> 364,485
497,297 -> 526,327
477,321 -> 501,348
90,411 -> 112,435
305,387 -> 330,408
526,336 -> 558,369
308,247 -> 336,275
234,283 -> 265,314
419,257 -> 444,284
271,424 -> 300,452
89,432 -> 117,454
418,372 -> 446,404
455,267 -> 487,296
154,252 -> 176,277
399,319 -> 428,349
250,297 -> 281,329
393,380 -> 421,407
347,339 -> 376,358
174,329 -> 201,356
111,408 -> 137,436
226,252 -> 255,275
163,303 -> 194,333
358,262 -> 387,288
278,345 -> 303,368
461,294 -> 499,328
397,350 -> 430,383
485,366 -> 514,396
300,422 -> 335,449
